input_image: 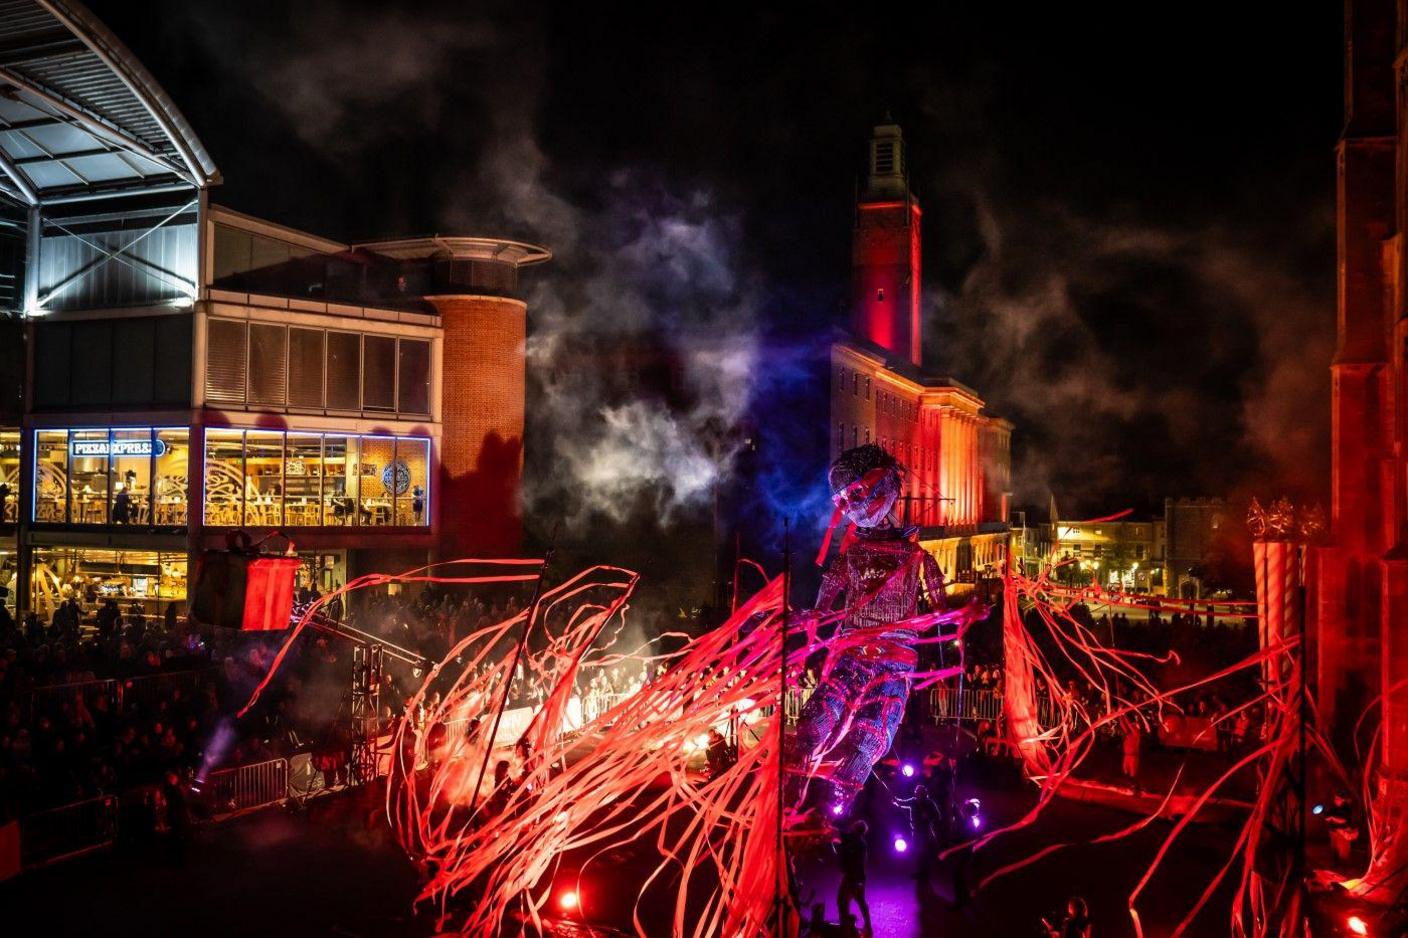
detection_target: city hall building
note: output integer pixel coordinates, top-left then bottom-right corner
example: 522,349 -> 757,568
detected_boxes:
0,3 -> 546,622
828,122 -> 1012,585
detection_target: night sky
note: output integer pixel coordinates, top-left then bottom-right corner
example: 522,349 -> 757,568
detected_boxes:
91,0 -> 1343,518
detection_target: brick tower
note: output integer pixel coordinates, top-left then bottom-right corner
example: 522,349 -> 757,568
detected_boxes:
361,237 -> 550,558
851,121 -> 923,366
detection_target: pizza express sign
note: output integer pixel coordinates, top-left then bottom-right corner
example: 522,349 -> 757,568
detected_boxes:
69,437 -> 167,458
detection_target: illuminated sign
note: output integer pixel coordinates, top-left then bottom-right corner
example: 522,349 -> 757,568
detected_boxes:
70,437 -> 167,458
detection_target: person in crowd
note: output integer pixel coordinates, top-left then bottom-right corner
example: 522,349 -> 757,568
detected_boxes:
1119,715 -> 1142,786
160,768 -> 191,860
23,610 -> 43,645
833,819 -> 872,935
705,727 -> 737,778
1043,896 -> 1092,938
485,759 -> 516,817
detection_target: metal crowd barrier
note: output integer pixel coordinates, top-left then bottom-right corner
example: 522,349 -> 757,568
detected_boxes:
24,668 -> 216,725
929,686 -> 1006,723
203,757 -> 290,817
18,795 -> 118,869
928,686 -> 1061,730
23,678 -> 119,723
119,668 -> 217,712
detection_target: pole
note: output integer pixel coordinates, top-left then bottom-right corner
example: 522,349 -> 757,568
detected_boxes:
464,547 -> 554,821
732,529 -> 741,615
776,518 -> 791,938
1296,544 -> 1308,923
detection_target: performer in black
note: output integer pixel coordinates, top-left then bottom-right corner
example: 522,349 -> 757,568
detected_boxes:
834,819 -> 872,934
894,782 -> 942,884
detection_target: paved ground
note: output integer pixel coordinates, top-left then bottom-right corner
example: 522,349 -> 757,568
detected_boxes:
793,752 -> 1242,938
1,729 -> 1254,937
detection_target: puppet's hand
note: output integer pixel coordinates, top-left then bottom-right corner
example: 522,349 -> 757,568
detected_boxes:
899,598 -> 989,634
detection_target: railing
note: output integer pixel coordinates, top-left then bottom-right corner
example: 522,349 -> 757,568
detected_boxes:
119,669 -> 217,712
202,757 -> 289,817
927,686 -> 1062,729
929,686 -> 1006,724
23,678 -> 119,722
24,668 -> 216,723
18,795 -> 118,869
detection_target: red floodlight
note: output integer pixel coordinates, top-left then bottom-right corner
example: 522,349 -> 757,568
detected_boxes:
191,532 -> 300,631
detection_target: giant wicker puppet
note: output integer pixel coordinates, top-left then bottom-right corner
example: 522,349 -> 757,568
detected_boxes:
788,443 -> 978,817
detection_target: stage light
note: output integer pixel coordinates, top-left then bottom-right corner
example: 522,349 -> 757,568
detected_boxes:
1312,803 -> 1324,816
559,890 -> 580,912
831,803 -> 844,816
901,763 -> 915,778
1347,915 -> 1369,936
893,836 -> 908,853
971,815 -> 982,830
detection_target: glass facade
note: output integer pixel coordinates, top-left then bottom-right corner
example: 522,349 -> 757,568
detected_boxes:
32,428 -> 191,528
201,429 -> 430,527
29,547 -> 187,623
0,430 -> 18,523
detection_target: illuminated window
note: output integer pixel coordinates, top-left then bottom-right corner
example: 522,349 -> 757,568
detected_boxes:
244,431 -> 285,526
323,435 -> 357,525
285,434 -> 323,526
394,437 -> 430,526
204,430 -> 245,526
69,429 -> 109,524
358,436 -> 396,526
865,377 -> 871,400
110,429 -> 152,525
0,430 -> 18,523
155,429 -> 189,526
28,547 -> 188,621
34,431 -> 67,523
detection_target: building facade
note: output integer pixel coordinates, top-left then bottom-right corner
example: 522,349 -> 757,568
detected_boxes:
828,123 -> 1012,585
0,4 -> 545,622
1048,516 -> 1166,594
1309,0 -> 1408,835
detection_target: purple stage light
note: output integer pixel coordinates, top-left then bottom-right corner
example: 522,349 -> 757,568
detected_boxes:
901,763 -> 915,778
893,836 -> 908,853
831,803 -> 844,816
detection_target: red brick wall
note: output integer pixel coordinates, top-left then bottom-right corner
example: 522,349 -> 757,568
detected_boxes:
427,294 -> 526,558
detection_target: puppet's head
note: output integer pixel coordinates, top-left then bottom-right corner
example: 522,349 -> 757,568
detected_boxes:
828,444 -> 903,529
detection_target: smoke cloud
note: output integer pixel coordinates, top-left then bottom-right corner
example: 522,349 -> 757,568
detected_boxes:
173,1 -> 767,535
923,198 -> 1333,513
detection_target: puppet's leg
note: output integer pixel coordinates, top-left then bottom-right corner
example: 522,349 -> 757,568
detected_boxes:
826,666 -> 912,810
785,654 -> 874,810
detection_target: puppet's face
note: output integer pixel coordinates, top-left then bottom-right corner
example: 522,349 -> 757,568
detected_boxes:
831,466 -> 900,529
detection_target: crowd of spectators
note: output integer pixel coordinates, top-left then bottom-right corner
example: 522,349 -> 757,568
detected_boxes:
0,588 -> 223,821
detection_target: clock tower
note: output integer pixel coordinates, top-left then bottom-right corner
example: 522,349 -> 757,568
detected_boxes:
851,121 -> 922,366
